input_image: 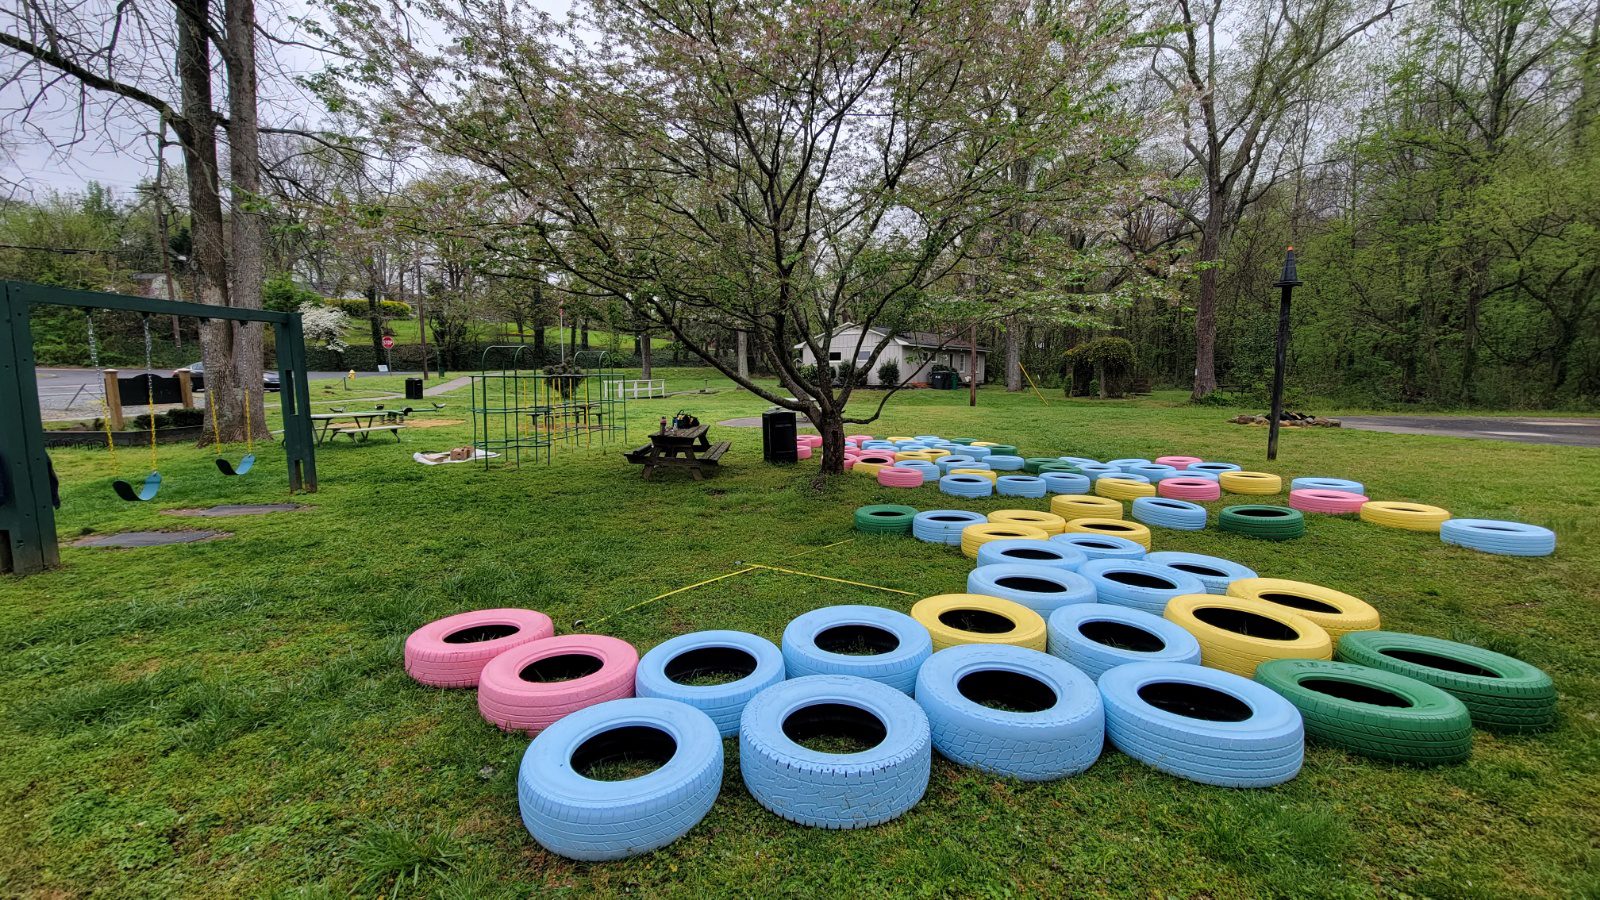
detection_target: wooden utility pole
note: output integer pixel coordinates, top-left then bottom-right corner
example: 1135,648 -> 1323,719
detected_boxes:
414,257 -> 429,379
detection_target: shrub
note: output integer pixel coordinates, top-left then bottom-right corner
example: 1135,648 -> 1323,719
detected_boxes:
1063,337 -> 1137,398
876,359 -> 900,386
321,297 -> 414,319
166,407 -> 205,428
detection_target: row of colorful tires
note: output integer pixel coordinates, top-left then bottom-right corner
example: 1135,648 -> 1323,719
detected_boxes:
860,496 -> 1310,544
404,595 -> 1554,863
836,437 -> 1555,555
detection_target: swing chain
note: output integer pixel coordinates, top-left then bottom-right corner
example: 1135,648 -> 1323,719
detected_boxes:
141,315 -> 158,473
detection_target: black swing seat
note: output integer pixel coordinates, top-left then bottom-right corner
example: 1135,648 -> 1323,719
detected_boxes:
113,471 -> 162,502
215,455 -> 256,476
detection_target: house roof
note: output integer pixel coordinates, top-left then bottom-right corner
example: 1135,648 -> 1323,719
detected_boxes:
794,324 -> 988,353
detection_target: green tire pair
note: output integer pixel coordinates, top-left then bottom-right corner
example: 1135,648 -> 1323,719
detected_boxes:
1023,457 -> 1062,474
985,444 -> 1019,456
1256,659 -> 1473,765
1035,463 -> 1081,475
1219,505 -> 1306,540
853,504 -> 918,535
1337,631 -> 1556,733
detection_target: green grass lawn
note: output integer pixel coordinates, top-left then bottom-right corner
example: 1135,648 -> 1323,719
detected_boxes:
3,375 -> 1597,897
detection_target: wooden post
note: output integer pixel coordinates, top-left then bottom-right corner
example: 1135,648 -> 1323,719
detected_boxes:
176,369 -> 194,408
102,369 -> 124,430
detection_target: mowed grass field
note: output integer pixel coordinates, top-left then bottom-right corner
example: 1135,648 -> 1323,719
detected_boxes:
2,372 -> 1597,898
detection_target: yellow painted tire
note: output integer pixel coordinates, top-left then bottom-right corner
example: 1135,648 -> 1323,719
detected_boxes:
951,468 -> 998,483
1219,471 -> 1282,495
988,509 -> 1067,535
1051,494 -> 1122,520
895,450 -> 936,462
910,594 -> 1047,651
885,436 -> 914,443
1064,517 -> 1152,549
923,448 -> 952,459
1360,501 -> 1451,532
1225,578 -> 1380,647
970,441 -> 999,447
960,523 -> 1049,559
853,462 -> 887,477
1164,594 -> 1332,677
1095,478 -> 1156,500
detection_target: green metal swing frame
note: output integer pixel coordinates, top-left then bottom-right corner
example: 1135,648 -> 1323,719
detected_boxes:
0,281 -> 319,575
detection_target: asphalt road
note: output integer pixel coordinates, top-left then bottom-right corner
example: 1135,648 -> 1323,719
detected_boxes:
1339,415 -> 1600,448
32,367 -> 355,419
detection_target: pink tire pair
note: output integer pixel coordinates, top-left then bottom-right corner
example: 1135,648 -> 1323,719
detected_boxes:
877,466 -> 924,488
1290,488 -> 1368,514
798,434 -> 824,448
478,635 -> 639,734
1155,455 -> 1203,469
846,434 -> 874,444
404,608 -> 554,688
796,444 -> 814,460
1159,477 -> 1221,501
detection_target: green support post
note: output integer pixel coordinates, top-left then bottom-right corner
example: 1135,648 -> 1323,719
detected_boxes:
0,284 -> 60,574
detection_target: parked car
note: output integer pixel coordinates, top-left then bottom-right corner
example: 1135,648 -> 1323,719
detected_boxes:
184,362 -> 281,393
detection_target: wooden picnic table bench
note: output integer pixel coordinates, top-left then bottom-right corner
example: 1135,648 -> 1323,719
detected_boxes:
330,424 -> 408,442
625,424 -> 729,480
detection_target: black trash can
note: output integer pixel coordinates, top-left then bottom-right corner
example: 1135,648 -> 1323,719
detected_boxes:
405,377 -> 425,400
762,409 -> 798,463
931,370 -> 953,390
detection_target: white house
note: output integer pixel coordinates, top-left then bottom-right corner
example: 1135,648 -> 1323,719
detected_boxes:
794,324 -> 988,386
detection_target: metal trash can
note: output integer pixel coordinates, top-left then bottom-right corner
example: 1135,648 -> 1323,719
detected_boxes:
762,409 -> 798,463
405,377 -> 425,400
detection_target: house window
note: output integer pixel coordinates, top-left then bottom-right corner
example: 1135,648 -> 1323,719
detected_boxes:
828,352 -> 842,362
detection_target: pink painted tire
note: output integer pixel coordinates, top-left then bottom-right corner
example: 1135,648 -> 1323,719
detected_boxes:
798,434 -> 824,448
1290,488 -> 1368,514
404,608 -> 554,688
1155,456 -> 1202,470
847,434 -> 875,444
877,465 -> 924,488
1159,477 -> 1221,501
796,444 -> 814,460
477,635 -> 639,734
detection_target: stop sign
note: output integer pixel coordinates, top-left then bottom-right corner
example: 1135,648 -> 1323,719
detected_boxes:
381,335 -> 395,350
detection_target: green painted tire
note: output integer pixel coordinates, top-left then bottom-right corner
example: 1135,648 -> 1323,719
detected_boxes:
948,438 -> 977,445
986,444 -> 1019,456
1035,462 -> 1081,475
1335,631 -> 1555,733
1255,659 -> 1472,764
854,504 -> 919,535
1219,505 -> 1306,540
1023,457 -> 1061,474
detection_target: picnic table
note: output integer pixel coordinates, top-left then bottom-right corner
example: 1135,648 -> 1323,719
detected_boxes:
311,410 -> 409,444
623,424 -> 730,480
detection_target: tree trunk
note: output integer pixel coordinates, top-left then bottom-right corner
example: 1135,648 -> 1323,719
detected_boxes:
366,281 -> 384,361
640,330 -> 653,379
736,329 -> 749,380
1190,194 -> 1225,399
1004,321 -> 1022,391
817,411 -> 845,475
581,320 -> 589,350
1096,359 -> 1107,399
534,326 -> 546,356
174,0 -> 239,446
223,0 -> 267,440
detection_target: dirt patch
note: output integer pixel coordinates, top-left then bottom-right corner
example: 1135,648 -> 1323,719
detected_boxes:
401,418 -> 464,429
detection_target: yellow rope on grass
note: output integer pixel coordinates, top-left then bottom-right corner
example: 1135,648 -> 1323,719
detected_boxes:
1018,360 -> 1051,406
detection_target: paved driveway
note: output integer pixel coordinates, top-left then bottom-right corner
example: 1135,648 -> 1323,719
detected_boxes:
1339,415 -> 1600,448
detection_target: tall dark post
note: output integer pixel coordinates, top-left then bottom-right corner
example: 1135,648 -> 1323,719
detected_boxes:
1267,247 -> 1302,461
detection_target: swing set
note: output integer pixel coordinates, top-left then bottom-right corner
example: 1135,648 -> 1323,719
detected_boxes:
1,281 -> 318,575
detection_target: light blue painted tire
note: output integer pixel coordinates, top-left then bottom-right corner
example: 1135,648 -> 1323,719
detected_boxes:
967,564 -> 1096,617
1173,468 -> 1219,481
913,510 -> 988,544
936,456 -> 978,474
1125,464 -> 1181,482
517,697 -> 722,860
1132,497 -> 1208,531
782,605 -> 932,694
1075,462 -> 1119,476
963,446 -> 993,459
1047,605 -> 1202,680
1143,551 -> 1257,594
636,630 -> 787,737
1093,470 -> 1150,484
987,455 -> 1025,471
1440,519 -> 1557,557
1291,477 -> 1365,494
1106,458 -> 1153,471
996,475 -> 1047,498
1098,661 -> 1304,788
1058,456 -> 1101,467
915,645 -> 1103,780
740,675 -> 931,828
1041,472 -> 1092,495
940,474 -> 994,498
975,538 -> 1087,572
1050,533 -> 1147,561
914,434 -> 943,442
1187,462 -> 1241,475
897,460 -> 941,483
1080,558 -> 1207,615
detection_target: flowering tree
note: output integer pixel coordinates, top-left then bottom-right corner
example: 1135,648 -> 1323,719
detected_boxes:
298,302 -> 351,353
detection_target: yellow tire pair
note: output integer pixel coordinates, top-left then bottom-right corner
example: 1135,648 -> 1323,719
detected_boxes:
1225,578 -> 1380,647
895,450 -> 936,462
989,509 -> 1067,536
1051,494 -> 1122,520
1219,471 -> 1282,494
1063,517 -> 1152,549
971,441 -> 999,447
885,436 -> 915,443
1359,501 -> 1451,532
1164,594 -> 1333,677
1095,477 -> 1156,501
951,468 -> 998,483
960,523 -> 1048,559
923,448 -> 952,459
910,594 -> 1047,651
853,462 -> 887,477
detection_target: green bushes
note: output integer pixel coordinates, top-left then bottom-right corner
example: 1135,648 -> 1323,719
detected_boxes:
876,359 -> 900,386
1063,337 -> 1136,399
321,297 -> 414,319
